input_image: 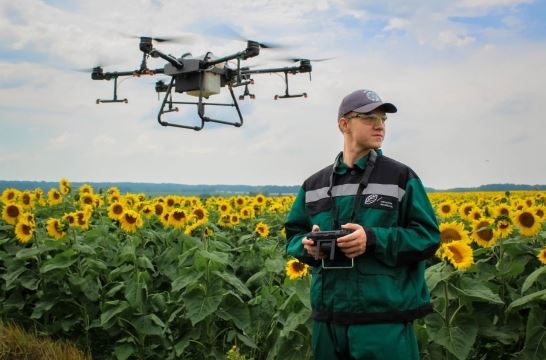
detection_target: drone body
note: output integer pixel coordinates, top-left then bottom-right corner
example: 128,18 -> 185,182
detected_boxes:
90,36 -> 317,131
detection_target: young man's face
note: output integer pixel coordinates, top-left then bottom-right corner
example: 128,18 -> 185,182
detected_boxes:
341,110 -> 387,150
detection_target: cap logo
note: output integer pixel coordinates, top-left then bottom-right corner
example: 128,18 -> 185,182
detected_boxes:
364,90 -> 381,102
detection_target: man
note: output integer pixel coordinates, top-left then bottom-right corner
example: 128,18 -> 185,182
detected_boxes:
284,89 -> 440,359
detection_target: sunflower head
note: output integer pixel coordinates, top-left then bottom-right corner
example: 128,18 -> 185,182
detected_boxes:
2,203 -> 23,225
255,222 -> 270,238
47,188 -> 63,206
538,247 -> 546,265
47,218 -> 66,240
108,202 -> 125,220
512,209 -> 541,237
286,259 -> 310,280
437,201 -> 457,218
442,240 -> 474,270
15,220 -> 34,244
1,188 -> 20,203
120,210 -> 143,233
59,178 -> 71,195
471,218 -> 499,248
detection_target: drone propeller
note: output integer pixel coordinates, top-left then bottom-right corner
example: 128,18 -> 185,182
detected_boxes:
279,57 -> 334,63
120,33 -> 195,44
208,24 -> 283,49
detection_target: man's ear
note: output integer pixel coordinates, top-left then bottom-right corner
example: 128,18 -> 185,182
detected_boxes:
338,117 -> 349,133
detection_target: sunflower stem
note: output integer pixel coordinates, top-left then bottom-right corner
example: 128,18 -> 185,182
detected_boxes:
443,280 -> 451,360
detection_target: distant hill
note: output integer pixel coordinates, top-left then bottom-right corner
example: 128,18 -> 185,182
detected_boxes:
1,180 -> 545,196
0,181 -> 299,196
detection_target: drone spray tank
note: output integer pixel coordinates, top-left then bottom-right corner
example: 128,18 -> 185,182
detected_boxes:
187,53 -> 222,98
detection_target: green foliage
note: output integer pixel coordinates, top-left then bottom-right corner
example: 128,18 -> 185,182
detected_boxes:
0,203 -> 311,359
417,233 -> 546,360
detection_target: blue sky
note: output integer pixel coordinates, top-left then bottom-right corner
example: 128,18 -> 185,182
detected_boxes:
1,0 -> 545,189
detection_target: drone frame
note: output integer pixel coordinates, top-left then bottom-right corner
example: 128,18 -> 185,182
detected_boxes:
90,37 -> 313,131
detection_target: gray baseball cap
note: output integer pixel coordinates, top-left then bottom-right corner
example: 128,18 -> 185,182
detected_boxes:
338,89 -> 397,118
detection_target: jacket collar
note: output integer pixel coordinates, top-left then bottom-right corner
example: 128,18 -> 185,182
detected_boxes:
334,149 -> 383,175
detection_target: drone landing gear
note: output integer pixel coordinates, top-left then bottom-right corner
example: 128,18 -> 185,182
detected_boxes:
238,83 -> 255,100
273,71 -> 307,100
96,77 -> 128,104
157,75 -> 244,131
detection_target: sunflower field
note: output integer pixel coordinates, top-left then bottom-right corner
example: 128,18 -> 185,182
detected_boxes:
0,181 -> 545,359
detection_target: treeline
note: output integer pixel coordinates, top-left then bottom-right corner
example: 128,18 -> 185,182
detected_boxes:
0,181 -> 300,196
1,180 -> 545,196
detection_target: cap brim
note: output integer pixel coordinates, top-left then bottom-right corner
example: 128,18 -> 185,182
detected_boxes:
353,102 -> 397,114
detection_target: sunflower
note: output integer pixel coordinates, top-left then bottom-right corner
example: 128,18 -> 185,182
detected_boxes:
108,202 -> 125,221
437,201 -> 457,218
47,218 -> 66,240
218,201 -> 231,214
78,184 -> 94,196
255,222 -> 270,238
524,197 -> 534,208
74,210 -> 90,230
169,209 -> 187,228
471,219 -> 499,248
63,212 -> 77,227
437,221 -> 470,257
107,186 -> 120,197
439,221 -> 470,245
286,259 -> 310,280
141,204 -> 155,218
239,206 -> 255,220
512,209 -> 541,237
80,193 -> 96,207
229,214 -> 240,226
20,191 -> 35,209
15,220 -> 34,244
108,194 -> 121,204
496,219 -> 514,238
165,195 -> 178,209
160,212 -> 171,227
204,227 -> 214,237
119,209 -> 143,233
33,188 -> 45,206
538,247 -> 546,265
154,202 -> 165,217
492,204 -> 512,219
59,178 -> 71,195
2,203 -> 22,225
254,194 -> 266,207
469,209 -> 483,222
1,188 -> 20,203
442,240 -> 474,270
218,214 -> 232,228
47,188 -> 63,206
191,206 -> 209,225
235,196 -> 246,208
532,206 -> 545,220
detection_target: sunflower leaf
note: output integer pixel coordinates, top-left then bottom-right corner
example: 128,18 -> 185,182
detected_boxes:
521,266 -> 546,294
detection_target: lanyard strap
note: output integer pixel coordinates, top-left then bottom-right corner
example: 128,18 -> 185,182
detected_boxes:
328,149 -> 377,229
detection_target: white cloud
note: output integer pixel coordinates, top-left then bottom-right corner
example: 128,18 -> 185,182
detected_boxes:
1,0 -> 545,188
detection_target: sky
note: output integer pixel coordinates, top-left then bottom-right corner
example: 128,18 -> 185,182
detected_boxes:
1,0 -> 545,190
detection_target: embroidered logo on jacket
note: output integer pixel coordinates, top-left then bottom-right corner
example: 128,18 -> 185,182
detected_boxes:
363,194 -> 395,209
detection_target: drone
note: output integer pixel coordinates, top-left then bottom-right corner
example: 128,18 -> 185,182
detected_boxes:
88,35 -> 326,131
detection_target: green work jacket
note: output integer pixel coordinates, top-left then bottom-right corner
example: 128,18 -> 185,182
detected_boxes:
285,150 -> 440,324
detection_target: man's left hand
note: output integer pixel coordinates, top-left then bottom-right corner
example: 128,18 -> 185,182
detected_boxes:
336,223 -> 367,258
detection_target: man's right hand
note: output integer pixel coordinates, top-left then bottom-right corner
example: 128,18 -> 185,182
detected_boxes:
302,224 -> 321,258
